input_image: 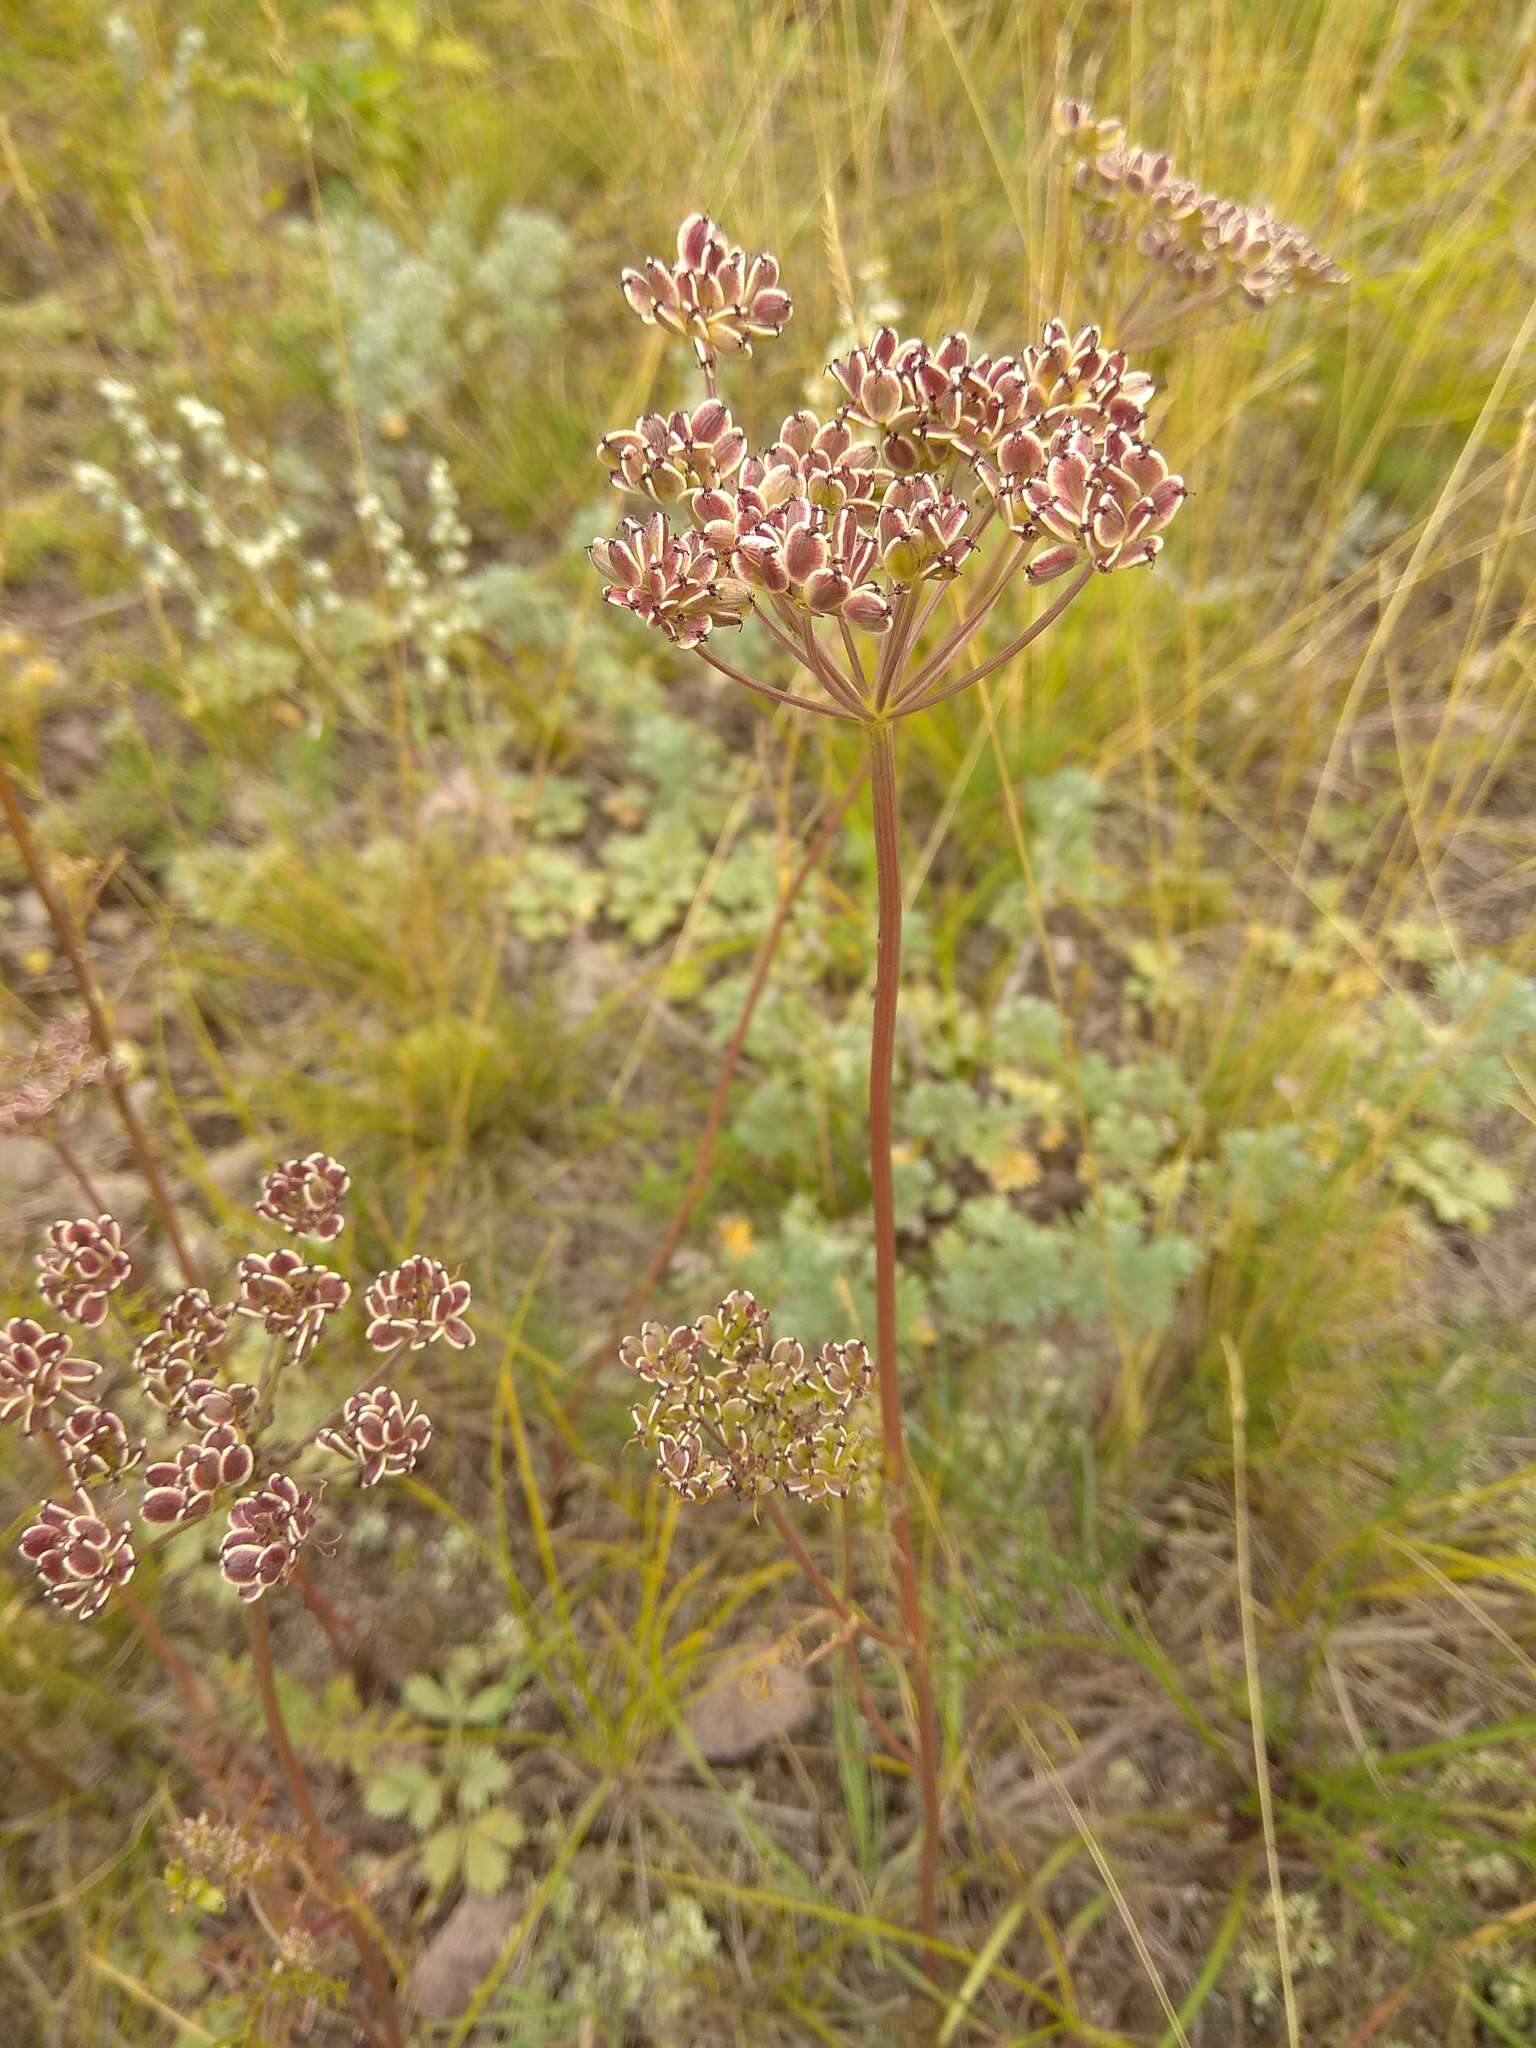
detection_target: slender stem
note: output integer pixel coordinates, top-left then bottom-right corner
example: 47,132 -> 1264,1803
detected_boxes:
763,1495 -> 905,1648
893,534 -> 1033,708
796,614 -> 865,716
837,614 -> 868,696
560,765 -> 869,1448
865,722 -> 943,1979
293,1563 -> 388,1692
874,584 -> 922,712
0,754 -> 199,1288
245,1605 -> 403,2048
45,1128 -> 110,1216
892,565 -> 1094,721
695,646 -> 859,723
749,595 -> 864,716
844,1645 -> 918,1768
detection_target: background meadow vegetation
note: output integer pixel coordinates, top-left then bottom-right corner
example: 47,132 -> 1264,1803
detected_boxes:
2,0 -> 1535,2040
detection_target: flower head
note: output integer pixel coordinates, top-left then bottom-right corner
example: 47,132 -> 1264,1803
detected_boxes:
318,1385 -> 432,1485
589,513 -> 747,647
0,1014 -> 108,1132
968,324 -> 1186,579
735,499 -> 893,632
254,1153 -> 351,1242
364,1257 -> 473,1352
0,1317 -> 98,1435
218,1474 -> 323,1602
876,475 -> 976,584
142,1423 -> 256,1526
759,410 -> 882,516
133,1289 -> 232,1415
621,213 -> 792,370
59,1404 -> 146,1483
37,1215 -> 131,1328
235,1248 -> 350,1360
1055,97 -> 1347,315
980,420 -> 1186,576
20,1501 -> 136,1619
622,1289 -> 873,1504
599,401 -> 748,503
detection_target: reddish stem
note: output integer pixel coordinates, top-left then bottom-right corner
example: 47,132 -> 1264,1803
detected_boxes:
245,1605 -> 402,2048
763,1495 -> 905,1649
46,1129 -> 110,1215
695,646 -> 860,722
0,754 -> 200,1288
892,564 -> 1093,720
561,765 -> 868,1444
866,723 -> 943,1977
293,1562 -> 388,1693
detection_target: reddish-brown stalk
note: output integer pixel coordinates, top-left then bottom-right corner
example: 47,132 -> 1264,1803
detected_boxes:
866,720 -> 943,1978
245,1604 -> 404,2048
293,1562 -> 389,1692
892,565 -> 1095,720
45,1128 -> 110,1214
560,762 -> 869,1453
695,645 -> 859,721
763,1493 -> 905,1649
0,753 -> 199,1288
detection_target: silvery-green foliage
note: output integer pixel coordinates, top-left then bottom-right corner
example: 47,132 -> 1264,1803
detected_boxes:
316,185 -> 571,423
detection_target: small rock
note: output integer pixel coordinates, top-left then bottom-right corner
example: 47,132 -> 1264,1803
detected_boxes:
408,1890 -> 525,2021
677,1632 -> 816,1764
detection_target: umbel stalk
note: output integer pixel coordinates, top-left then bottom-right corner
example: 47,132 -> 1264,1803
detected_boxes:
867,719 -> 943,1974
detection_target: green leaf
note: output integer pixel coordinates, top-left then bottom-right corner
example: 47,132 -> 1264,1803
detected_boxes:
364,1760 -> 442,1833
452,1746 -> 512,1814
460,1824 -> 512,1894
401,1673 -> 457,1722
419,1825 -> 467,1893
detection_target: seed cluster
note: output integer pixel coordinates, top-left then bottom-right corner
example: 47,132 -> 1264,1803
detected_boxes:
0,1014 -> 109,1132
621,213 -> 792,373
1054,99 -> 1347,314
8,1160 -> 466,1621
37,1215 -> 133,1328
590,213 -> 1184,662
622,1289 -> 873,1505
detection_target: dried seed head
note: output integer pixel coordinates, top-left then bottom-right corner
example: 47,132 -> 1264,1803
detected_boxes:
968,325 -> 1185,578
1055,97 -> 1347,314
735,498 -> 892,633
133,1289 -> 232,1414
218,1473 -> 323,1602
37,1216 -> 131,1328
620,213 -> 792,371
621,1289 -> 873,1505
59,1403 -> 146,1483
254,1153 -> 351,1242
759,410 -> 882,516
318,1385 -> 432,1485
363,1257 -> 473,1352
826,329 -> 1031,470
142,1423 -> 256,1525
181,1378 -> 258,1431
599,401 -> 749,502
234,1249 -> 350,1360
0,1014 -> 109,1132
589,512 -> 748,647
166,1811 -> 273,1890
0,1317 -> 99,1435
20,1501 -> 136,1619
876,475 -> 976,583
